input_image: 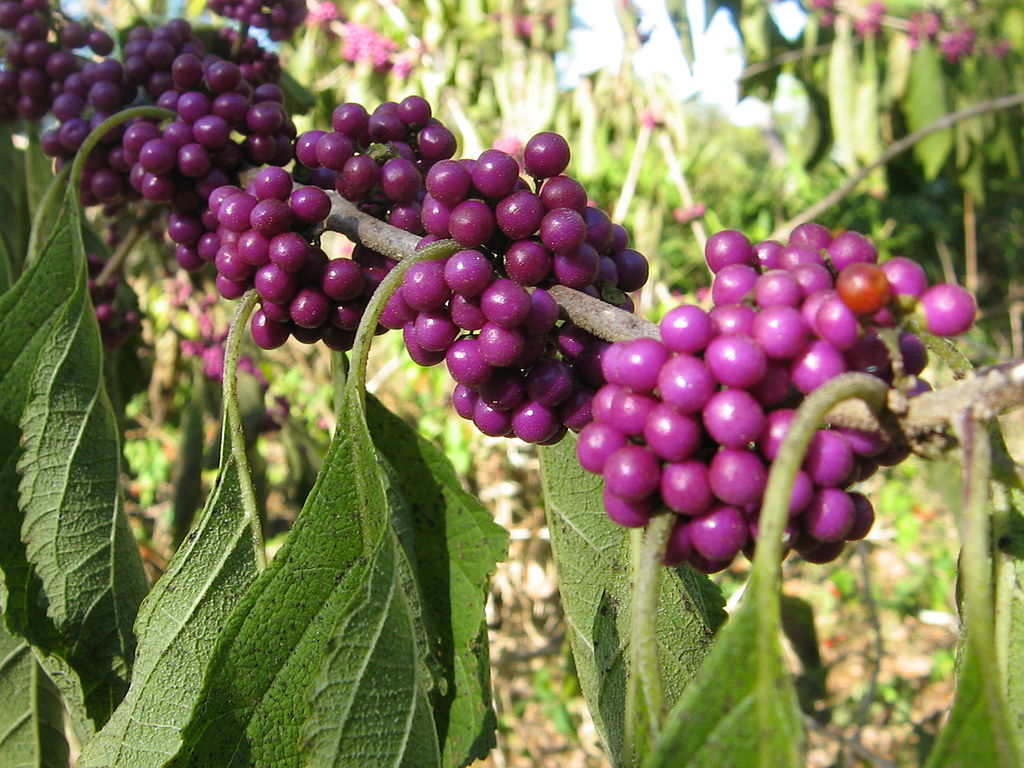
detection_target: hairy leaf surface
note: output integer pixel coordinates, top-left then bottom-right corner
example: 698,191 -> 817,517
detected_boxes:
16,233 -> 149,726
168,392 -> 503,767
539,436 -> 725,763
77,401 -> 263,767
645,575 -> 803,768
0,617 -> 67,767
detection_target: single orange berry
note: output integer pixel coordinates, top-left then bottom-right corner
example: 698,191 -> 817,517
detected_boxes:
836,263 -> 891,316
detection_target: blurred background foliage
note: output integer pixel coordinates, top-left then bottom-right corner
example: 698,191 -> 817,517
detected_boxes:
90,0 -> 1024,764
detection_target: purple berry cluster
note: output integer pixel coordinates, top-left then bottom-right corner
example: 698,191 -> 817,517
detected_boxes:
184,166 -> 373,351
206,0 -> 307,42
577,223 -> 976,572
385,131 -> 649,444
87,253 -> 140,349
0,0 -> 114,121
32,18 -> 291,213
295,96 -> 457,226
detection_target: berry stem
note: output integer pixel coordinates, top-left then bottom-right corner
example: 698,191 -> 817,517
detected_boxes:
25,163 -> 70,270
95,207 -> 160,285
69,106 -> 176,204
223,289 -> 267,571
752,373 -> 888,587
316,191 -> 1024,443
953,412 -> 1020,762
347,237 -> 461,401
625,511 -> 674,762
904,315 -> 973,378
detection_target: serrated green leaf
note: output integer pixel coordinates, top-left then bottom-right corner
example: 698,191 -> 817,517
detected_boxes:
644,575 -> 803,768
0,616 -> 68,767
168,387 -> 493,767
77,383 -> 263,767
904,43 -> 952,179
539,436 -> 724,764
363,398 -> 506,766
16,220 -> 149,726
0,192 -> 85,704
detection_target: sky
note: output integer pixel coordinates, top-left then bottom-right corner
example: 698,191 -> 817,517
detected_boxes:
560,0 -> 807,125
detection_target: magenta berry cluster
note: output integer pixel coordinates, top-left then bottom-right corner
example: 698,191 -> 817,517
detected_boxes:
294,95 -> 457,226
37,19 -> 293,214
86,253 -> 140,349
0,0 -> 114,121
388,131 -> 649,444
206,0 -> 307,42
577,223 -> 976,573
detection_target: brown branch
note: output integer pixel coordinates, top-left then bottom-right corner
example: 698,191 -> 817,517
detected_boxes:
772,92 -> 1024,241
320,192 -> 1024,447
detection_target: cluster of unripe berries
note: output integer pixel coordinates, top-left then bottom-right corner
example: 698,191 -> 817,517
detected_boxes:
577,223 -> 976,572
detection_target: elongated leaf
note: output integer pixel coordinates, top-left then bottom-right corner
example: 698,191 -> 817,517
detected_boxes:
645,576 -> 803,768
12,190 -> 148,728
170,386 -> 484,766
0,193 -> 79,672
327,397 -> 506,766
539,436 -> 725,763
904,43 -> 951,179
77,402 -> 263,767
995,494 -> 1024,749
0,616 -> 68,767
17,254 -> 149,726
924,645 -> 1020,767
827,14 -> 857,175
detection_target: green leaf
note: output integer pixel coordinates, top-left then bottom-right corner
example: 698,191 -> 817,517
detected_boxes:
995,496 -> 1024,749
904,43 -> 952,179
924,644 -> 1021,767
14,189 -> 148,728
0,192 -> 80,658
168,388 -> 500,767
0,615 -> 68,767
358,398 -> 506,765
77,373 -> 263,767
539,435 -> 725,763
827,14 -> 857,175
644,573 -> 803,768
0,125 -> 31,274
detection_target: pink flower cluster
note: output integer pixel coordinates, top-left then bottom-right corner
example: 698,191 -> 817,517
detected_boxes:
339,21 -> 398,72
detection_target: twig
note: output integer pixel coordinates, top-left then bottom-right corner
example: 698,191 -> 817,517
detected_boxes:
843,541 -> 883,768
96,207 -> 159,285
319,193 -> 1024,443
656,131 -> 707,252
740,44 -> 834,81
803,714 -> 900,768
771,92 -> 1024,241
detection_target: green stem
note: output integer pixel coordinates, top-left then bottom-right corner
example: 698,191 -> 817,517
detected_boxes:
630,513 -> 673,742
752,373 -> 889,589
346,238 -> 460,404
25,164 -> 71,269
955,415 -> 1009,737
904,316 -> 973,378
69,106 -> 175,200
622,527 -> 644,768
223,290 -> 267,571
